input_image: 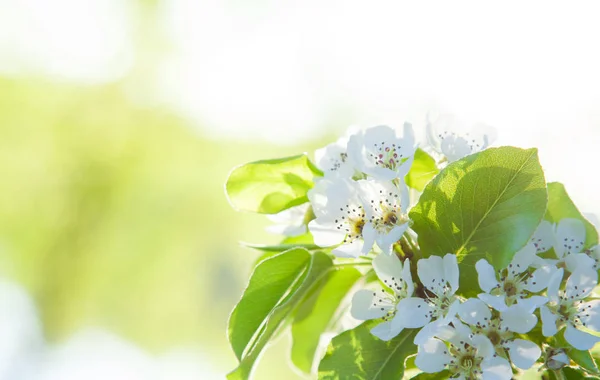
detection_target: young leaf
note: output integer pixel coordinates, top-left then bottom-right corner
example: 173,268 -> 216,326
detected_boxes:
569,348 -> 600,375
405,148 -> 439,192
562,366 -> 597,379
409,147 -> 547,295
291,266 -> 361,374
228,251 -> 333,380
228,249 -> 311,360
545,182 -> 599,248
318,321 -> 418,380
226,154 -> 322,214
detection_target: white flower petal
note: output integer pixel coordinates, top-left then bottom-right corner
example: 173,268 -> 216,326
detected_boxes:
530,220 -> 555,254
418,255 -> 445,295
394,298 -> 432,328
505,339 -> 541,370
370,319 -> 404,341
564,325 -> 600,350
350,289 -> 392,320
472,334 -> 494,359
580,300 -> 600,331
372,253 -> 405,291
481,355 -> 512,380
501,305 -> 537,334
332,239 -> 364,258
546,268 -> 564,303
478,293 -> 508,312
377,224 -> 406,255
361,224 -> 377,255
443,254 -> 459,294
414,319 -> 448,345
415,338 -> 452,373
566,268 -> 598,300
308,219 -> 345,247
510,243 -> 537,274
565,253 -> 596,274
476,259 -> 499,293
555,218 -> 586,258
540,306 -> 558,337
401,258 -> 414,296
458,298 -> 491,326
524,265 -> 557,293
516,296 -> 547,313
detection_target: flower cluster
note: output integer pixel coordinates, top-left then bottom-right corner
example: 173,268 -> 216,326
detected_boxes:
259,116 -> 600,379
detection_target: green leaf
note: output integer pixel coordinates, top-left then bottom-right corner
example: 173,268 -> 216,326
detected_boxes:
562,366 -> 597,379
405,148 -> 439,192
545,182 -> 599,248
409,147 -> 547,296
410,371 -> 451,379
228,250 -> 333,380
228,249 -> 311,360
570,349 -> 600,375
318,321 -> 418,380
291,266 -> 362,373
242,242 -> 321,253
226,154 -> 322,214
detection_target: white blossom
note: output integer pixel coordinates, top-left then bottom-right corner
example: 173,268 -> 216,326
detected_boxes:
265,203 -> 309,237
425,113 -> 496,163
415,323 -> 512,379
458,298 -> 541,369
314,128 -> 359,178
475,243 -> 551,322
400,254 -> 462,344
530,219 -> 595,272
540,268 -> 600,350
347,124 -> 416,181
358,179 -> 410,255
308,179 -> 367,257
350,253 -> 414,340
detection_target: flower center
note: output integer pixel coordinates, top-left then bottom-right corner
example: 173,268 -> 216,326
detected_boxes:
335,204 -> 366,244
448,343 -> 483,379
369,141 -> 403,170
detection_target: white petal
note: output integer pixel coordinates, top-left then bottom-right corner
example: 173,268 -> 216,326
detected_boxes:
370,319 -> 404,341
564,325 -> 600,350
580,300 -> 600,331
441,135 -> 473,162
401,258 -> 414,296
307,179 -> 330,217
472,334 -> 494,359
458,298 -> 491,326
540,306 -> 558,337
394,298 -> 432,328
478,293 -> 508,312
476,259 -> 499,293
505,339 -> 541,370
516,296 -> 548,313
555,218 -> 586,257
377,224 -> 406,255
418,255 -> 445,295
443,254 -> 459,294
415,338 -> 451,373
565,253 -> 596,274
414,319 -> 447,345
546,268 -> 564,303
530,220 -> 555,254
481,356 -> 513,380
332,239 -> 364,258
350,289 -> 392,320
524,265 -> 557,293
501,305 -> 537,334
566,268 -> 598,300
361,223 -> 377,255
510,243 -> 537,274
372,253 -> 405,291
442,300 -> 462,323
308,219 -> 344,247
